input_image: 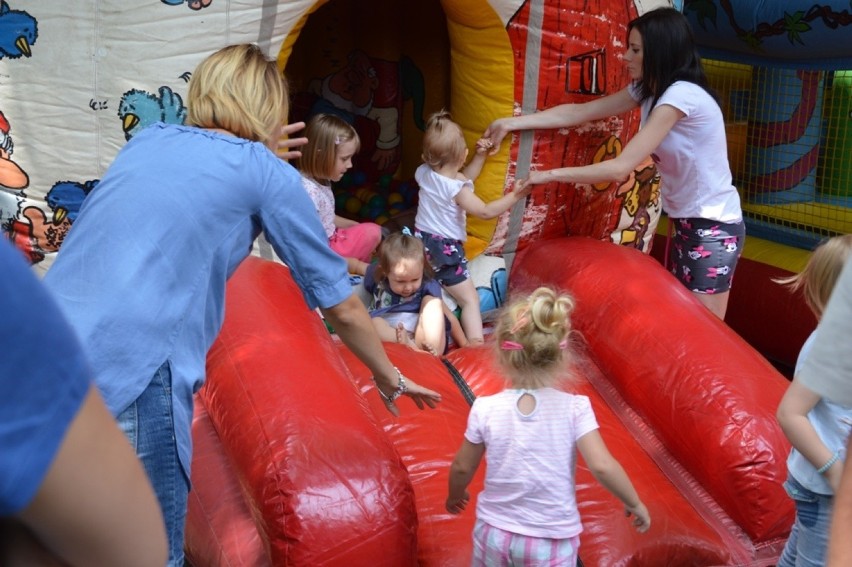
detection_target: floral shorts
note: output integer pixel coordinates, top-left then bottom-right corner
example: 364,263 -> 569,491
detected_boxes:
669,217 -> 745,294
415,229 -> 469,287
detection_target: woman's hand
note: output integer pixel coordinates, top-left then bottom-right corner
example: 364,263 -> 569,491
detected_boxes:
483,118 -> 513,155
276,121 -> 308,161
375,371 -> 441,417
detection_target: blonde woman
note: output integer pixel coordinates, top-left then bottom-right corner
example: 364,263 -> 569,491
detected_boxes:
43,44 -> 440,566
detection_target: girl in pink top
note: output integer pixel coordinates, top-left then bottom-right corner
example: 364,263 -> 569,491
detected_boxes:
446,287 -> 650,566
298,114 -> 382,274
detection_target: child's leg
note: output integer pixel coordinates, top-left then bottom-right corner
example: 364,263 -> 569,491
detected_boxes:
444,303 -> 468,348
330,223 -> 382,262
413,296 -> 446,355
373,317 -> 419,349
444,279 -> 483,344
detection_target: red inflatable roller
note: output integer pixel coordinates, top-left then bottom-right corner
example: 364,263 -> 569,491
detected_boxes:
192,257 -> 418,566
185,394 -> 266,566
335,343 -> 487,567
510,237 -> 793,550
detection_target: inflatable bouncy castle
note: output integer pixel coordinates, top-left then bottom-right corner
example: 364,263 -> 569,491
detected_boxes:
8,0 -> 852,565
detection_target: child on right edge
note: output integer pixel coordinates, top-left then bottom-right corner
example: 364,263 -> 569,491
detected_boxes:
415,109 -> 531,345
776,234 -> 852,567
446,287 -> 650,566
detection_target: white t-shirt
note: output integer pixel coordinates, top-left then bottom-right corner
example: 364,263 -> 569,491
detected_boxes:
464,388 -> 599,539
414,163 -> 470,241
628,81 -> 742,222
799,261 -> 852,407
787,331 -> 852,494
301,175 -> 336,238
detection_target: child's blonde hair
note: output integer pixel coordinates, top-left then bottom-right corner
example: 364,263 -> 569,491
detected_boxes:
421,109 -> 467,170
374,231 -> 434,282
775,234 -> 852,319
186,44 -> 288,146
494,287 -> 576,389
297,114 -> 361,181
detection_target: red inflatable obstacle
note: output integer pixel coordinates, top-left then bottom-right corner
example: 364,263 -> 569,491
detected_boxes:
186,238 -> 793,566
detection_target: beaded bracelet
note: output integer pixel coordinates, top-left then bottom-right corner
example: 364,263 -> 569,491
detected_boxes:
817,450 -> 842,475
373,367 -> 407,403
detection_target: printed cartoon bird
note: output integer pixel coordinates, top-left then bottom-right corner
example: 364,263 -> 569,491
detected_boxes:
0,1 -> 37,59
161,0 -> 213,10
118,86 -> 187,141
46,180 -> 98,224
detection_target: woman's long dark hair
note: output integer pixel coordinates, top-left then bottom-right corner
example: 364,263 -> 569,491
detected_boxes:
629,7 -> 719,108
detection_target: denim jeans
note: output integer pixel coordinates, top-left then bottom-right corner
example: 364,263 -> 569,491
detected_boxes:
116,362 -> 189,567
777,474 -> 834,567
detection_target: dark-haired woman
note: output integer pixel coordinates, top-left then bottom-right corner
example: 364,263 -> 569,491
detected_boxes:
484,7 -> 743,320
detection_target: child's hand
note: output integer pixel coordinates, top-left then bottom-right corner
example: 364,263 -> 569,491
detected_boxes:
446,492 -> 470,514
512,178 -> 534,200
625,501 -> 651,533
475,138 -> 494,155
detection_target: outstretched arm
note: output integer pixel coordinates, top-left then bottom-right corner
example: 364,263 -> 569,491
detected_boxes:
483,87 -> 638,155
455,178 -> 532,220
446,439 -> 485,514
322,294 -> 442,415
577,429 -> 650,533
16,385 -> 168,567
516,103 -> 681,190
460,139 -> 491,182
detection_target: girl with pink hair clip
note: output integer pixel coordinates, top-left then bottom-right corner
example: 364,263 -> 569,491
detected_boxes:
446,287 -> 650,566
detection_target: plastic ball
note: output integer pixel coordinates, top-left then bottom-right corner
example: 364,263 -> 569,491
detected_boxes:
378,174 -> 393,189
345,196 -> 362,215
375,214 -> 389,225
368,194 -> 386,210
351,171 -> 367,186
356,187 -> 376,202
338,173 -> 353,188
387,192 -> 403,206
359,204 -> 371,219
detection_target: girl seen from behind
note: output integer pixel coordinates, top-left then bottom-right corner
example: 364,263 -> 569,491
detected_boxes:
446,287 -> 650,566
776,234 -> 852,567
365,231 -> 466,356
299,113 -> 382,275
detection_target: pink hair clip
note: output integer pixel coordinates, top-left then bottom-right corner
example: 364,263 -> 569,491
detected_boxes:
334,136 -> 342,145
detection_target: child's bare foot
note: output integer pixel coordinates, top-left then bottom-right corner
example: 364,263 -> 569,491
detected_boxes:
395,323 -> 417,348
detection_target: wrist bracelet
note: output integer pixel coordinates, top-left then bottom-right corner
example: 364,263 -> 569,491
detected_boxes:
373,367 -> 407,403
817,450 -> 841,475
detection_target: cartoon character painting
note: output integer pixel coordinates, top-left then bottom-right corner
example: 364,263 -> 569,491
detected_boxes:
292,49 -> 426,182
0,1 -> 37,59
161,0 -> 212,11
118,86 -> 187,141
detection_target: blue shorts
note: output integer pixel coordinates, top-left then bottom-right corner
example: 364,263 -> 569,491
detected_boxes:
669,217 -> 745,294
415,229 -> 470,287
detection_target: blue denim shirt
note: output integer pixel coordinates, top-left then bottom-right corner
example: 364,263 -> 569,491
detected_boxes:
43,123 -> 351,479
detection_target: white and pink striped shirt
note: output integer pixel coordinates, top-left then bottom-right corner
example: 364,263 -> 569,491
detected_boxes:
465,388 -> 598,539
